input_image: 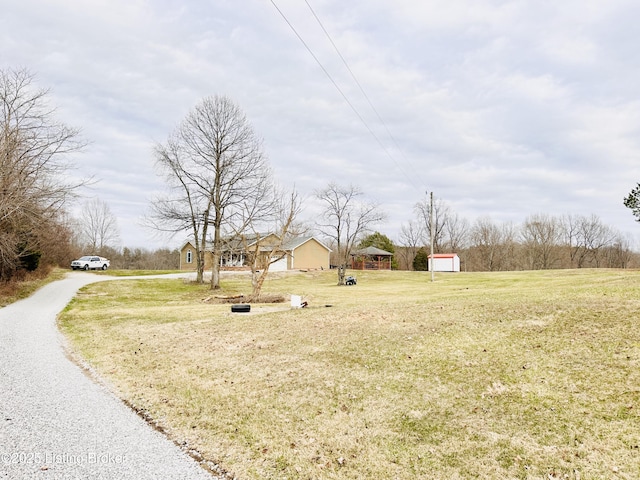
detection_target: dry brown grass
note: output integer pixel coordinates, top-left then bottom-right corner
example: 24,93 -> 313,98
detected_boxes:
59,269 -> 640,479
0,265 -> 64,306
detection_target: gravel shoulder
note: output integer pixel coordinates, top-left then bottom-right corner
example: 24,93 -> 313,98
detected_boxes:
0,272 -> 216,480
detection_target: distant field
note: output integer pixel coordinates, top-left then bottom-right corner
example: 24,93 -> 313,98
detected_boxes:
58,269 -> 640,479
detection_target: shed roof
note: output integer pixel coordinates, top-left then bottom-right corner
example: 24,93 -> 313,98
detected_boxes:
353,246 -> 393,257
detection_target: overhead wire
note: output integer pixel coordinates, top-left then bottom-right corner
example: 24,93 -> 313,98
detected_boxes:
269,0 -> 424,193
302,0 -> 426,189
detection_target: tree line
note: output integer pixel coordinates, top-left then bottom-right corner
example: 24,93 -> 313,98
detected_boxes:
0,69 -> 82,281
2,67 -> 639,286
395,195 -> 638,271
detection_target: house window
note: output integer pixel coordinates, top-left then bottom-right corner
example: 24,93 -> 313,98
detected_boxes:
186,249 -> 193,263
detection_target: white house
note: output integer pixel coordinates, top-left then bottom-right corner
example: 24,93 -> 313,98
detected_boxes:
428,253 -> 460,272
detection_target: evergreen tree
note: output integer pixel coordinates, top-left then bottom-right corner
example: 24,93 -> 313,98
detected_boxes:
623,183 -> 640,222
413,248 -> 429,271
358,231 -> 395,253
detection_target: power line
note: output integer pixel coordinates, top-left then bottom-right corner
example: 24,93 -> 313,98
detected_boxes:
269,0 -> 424,192
303,0 -> 425,186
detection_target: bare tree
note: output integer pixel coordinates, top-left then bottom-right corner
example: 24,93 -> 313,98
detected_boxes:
501,221 -> 519,271
442,210 -> 470,253
397,220 -> 424,270
149,95 -> 272,287
0,68 -> 84,279
561,214 -> 614,268
414,194 -> 447,253
468,217 -> 515,271
78,198 -> 120,253
520,214 -> 561,269
414,195 -> 468,253
315,183 -> 385,285
578,214 -> 614,268
241,188 -> 302,300
603,233 -> 634,268
560,214 -> 581,268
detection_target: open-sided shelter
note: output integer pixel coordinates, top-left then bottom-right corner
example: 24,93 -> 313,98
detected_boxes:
350,246 -> 393,270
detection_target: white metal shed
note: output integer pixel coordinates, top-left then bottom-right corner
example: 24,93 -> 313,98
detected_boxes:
428,253 -> 460,272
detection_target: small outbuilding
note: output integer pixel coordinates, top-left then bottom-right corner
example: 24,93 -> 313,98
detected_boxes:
428,253 -> 460,272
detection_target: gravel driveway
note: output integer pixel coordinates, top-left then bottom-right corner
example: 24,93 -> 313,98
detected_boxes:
0,272 -> 216,480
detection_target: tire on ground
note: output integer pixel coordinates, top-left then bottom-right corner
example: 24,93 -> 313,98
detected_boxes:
231,304 -> 251,313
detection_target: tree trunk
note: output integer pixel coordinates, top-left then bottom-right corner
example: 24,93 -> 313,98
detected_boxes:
250,268 -> 268,302
196,249 -> 205,284
337,264 -> 346,285
210,220 -> 222,289
210,251 -> 221,290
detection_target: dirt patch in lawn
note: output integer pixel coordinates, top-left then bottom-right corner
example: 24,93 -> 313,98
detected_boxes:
203,293 -> 287,304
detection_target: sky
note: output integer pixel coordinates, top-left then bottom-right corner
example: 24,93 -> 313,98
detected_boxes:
2,0 -> 640,250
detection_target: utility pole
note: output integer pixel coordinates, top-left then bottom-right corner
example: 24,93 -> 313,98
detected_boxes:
429,191 -> 434,282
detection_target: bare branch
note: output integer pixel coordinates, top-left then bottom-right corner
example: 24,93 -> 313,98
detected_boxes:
78,198 -> 121,253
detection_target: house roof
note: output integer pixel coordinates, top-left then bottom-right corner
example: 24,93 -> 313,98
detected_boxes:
182,235 -> 331,253
353,246 -> 393,257
221,233 -> 275,251
428,253 -> 459,258
181,240 -> 210,250
282,236 -> 331,252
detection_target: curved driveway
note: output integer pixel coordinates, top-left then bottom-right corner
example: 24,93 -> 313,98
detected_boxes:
0,272 -> 216,480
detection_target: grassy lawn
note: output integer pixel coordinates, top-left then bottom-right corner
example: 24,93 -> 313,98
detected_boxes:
58,269 -> 640,479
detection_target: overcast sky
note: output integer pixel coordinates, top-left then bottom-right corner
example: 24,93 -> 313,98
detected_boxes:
3,0 -> 640,249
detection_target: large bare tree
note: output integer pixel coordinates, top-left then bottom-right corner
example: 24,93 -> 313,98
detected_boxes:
78,198 -> 120,253
315,183 -> 384,285
150,95 -> 272,287
0,68 -> 84,279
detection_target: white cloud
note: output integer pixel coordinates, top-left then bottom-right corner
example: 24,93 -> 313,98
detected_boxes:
2,0 -> 639,248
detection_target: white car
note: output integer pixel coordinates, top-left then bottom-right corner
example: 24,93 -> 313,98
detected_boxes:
71,255 -> 110,271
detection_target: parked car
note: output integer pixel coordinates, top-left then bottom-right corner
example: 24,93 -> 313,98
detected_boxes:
71,255 -> 110,271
